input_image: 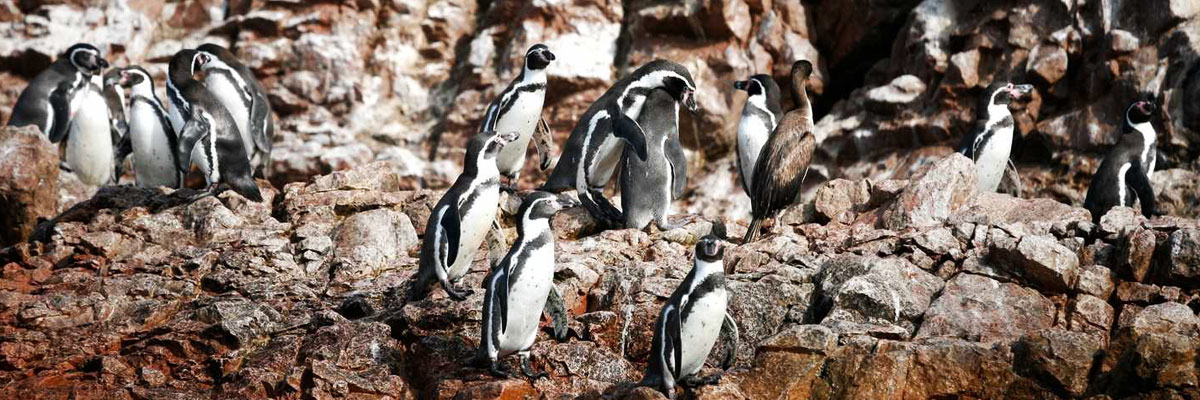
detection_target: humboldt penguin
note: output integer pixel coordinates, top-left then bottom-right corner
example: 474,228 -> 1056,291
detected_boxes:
541,60 -> 698,228
733,74 -> 783,195
167,49 -> 263,202
642,234 -> 738,399
479,44 -> 556,189
8,43 -> 109,140
196,43 -> 275,178
61,75 -> 118,186
957,81 -> 1034,193
743,60 -> 817,244
477,191 -> 576,378
411,130 -> 521,301
620,88 -> 687,230
1083,100 -> 1160,222
113,66 -> 183,188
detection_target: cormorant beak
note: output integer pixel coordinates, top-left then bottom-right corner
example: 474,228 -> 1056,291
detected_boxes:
733,80 -> 747,91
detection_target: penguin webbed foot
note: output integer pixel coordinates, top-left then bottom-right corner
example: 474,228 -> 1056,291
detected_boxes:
442,284 -> 473,301
487,359 -> 513,379
519,355 -> 549,380
680,372 -> 723,389
656,218 -> 683,231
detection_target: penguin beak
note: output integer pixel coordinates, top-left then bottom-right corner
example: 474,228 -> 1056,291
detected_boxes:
495,131 -> 520,144
542,49 -> 556,62
1008,84 -> 1033,98
97,57 -> 109,70
733,80 -> 747,91
682,90 -> 698,114
553,195 -> 580,210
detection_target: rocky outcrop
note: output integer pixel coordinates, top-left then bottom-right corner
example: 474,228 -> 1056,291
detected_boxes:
0,126 -> 58,247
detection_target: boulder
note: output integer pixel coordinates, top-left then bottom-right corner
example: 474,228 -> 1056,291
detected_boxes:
0,125 -> 59,246
917,273 -> 1056,343
881,154 -> 977,230
991,235 -> 1081,293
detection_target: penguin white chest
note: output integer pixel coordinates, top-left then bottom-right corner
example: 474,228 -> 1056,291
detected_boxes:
204,74 -> 253,156
497,243 -> 555,355
65,88 -> 114,186
974,125 -> 1013,193
129,101 -> 177,188
493,93 -> 545,176
450,183 -> 500,280
737,114 -> 772,190
679,288 -> 727,378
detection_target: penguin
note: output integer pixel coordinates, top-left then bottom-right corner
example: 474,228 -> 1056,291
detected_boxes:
620,88 -> 687,230
102,68 -> 129,141
541,60 -> 699,228
477,191 -> 577,378
61,75 -> 118,186
1083,100 -> 1159,222
957,81 -> 1034,193
167,49 -> 263,202
479,44 -> 556,189
196,43 -> 275,178
733,74 -> 783,195
112,66 -> 183,189
8,43 -> 109,140
642,234 -> 739,399
743,60 -> 817,244
411,130 -> 521,301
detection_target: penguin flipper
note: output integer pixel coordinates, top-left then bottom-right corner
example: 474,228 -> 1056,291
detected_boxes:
47,81 -> 75,143
666,131 -> 688,199
175,116 -> 210,172
250,93 -> 273,153
114,132 -> 133,180
433,203 -> 470,301
496,260 -> 511,333
535,117 -> 554,171
1126,161 -> 1158,217
544,286 -> 570,342
612,112 -> 649,161
665,306 -> 684,379
719,312 -> 739,370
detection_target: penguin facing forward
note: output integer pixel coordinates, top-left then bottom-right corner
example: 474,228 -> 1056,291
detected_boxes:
411,130 -> 521,301
9,43 -> 109,140
642,234 -> 739,399
743,60 -> 817,244
61,75 -> 119,186
196,43 -> 275,178
1083,100 -> 1159,222
957,81 -> 1033,193
167,49 -> 263,202
477,191 -> 577,378
620,88 -> 687,230
541,60 -> 699,228
112,66 -> 183,188
480,44 -> 556,189
733,74 -> 783,195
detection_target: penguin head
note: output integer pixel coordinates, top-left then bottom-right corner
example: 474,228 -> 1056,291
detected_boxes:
735,75 -> 782,110
1126,100 -> 1156,125
169,50 -> 212,83
471,130 -> 520,161
695,234 -> 725,263
112,66 -> 153,88
519,191 -> 578,221
640,60 -> 698,114
524,44 -> 555,71
65,43 -> 108,75
983,81 -> 1033,106
196,43 -> 239,70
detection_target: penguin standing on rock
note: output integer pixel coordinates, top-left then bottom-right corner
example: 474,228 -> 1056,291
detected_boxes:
196,43 -> 275,178
8,43 -> 109,140
477,191 -> 576,378
957,81 -> 1034,193
61,74 -> 119,186
541,60 -> 699,228
733,74 -> 783,195
480,44 -> 557,190
113,66 -> 183,189
743,60 -> 817,244
620,88 -> 687,230
167,49 -> 263,202
412,130 -> 521,301
642,234 -> 739,399
1084,100 -> 1160,222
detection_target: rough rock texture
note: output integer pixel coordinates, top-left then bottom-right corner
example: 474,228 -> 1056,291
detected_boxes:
0,126 -> 58,247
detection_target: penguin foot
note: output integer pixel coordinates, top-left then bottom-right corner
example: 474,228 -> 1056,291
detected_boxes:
680,372 -> 723,388
519,355 -> 548,380
443,285 -> 474,301
487,361 -> 513,379
656,219 -> 683,231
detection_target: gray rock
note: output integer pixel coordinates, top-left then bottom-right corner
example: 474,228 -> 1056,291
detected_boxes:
881,154 -> 977,230
1075,265 -> 1116,299
991,235 -> 1080,293
819,255 -> 944,335
1158,229 -> 1200,287
0,126 -> 59,246
917,273 -> 1055,343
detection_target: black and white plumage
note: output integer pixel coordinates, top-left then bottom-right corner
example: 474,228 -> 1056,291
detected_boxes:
642,234 -> 738,399
102,68 -> 128,142
733,74 -> 783,195
541,60 -> 699,228
1084,100 -> 1159,222
8,43 -> 109,141
411,130 -> 521,301
620,88 -> 687,230
743,60 -> 817,244
61,75 -> 119,186
478,191 -> 575,378
479,44 -> 556,188
112,66 -> 183,188
167,49 -> 263,202
957,81 -> 1033,193
196,43 -> 275,178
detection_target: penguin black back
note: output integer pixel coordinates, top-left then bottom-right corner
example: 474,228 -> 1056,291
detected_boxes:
1083,100 -> 1159,222
9,43 -> 109,138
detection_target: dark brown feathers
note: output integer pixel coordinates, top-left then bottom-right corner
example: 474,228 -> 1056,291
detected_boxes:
744,60 -> 816,243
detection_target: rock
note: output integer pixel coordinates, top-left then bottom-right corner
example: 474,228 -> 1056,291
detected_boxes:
881,154 -> 977,230
1158,229 -> 1200,287
813,179 -> 871,224
917,273 -> 1055,343
1076,265 -> 1116,299
1026,43 -> 1069,85
1111,29 -> 1140,52
819,255 -> 944,335
1098,207 -> 1147,236
991,235 -> 1081,293
1068,294 -> 1115,334
1119,227 -> 1156,282
1129,302 -> 1200,337
947,50 -> 981,88
1014,329 -> 1104,397
329,208 -> 418,292
865,75 -> 926,112
0,125 -> 59,246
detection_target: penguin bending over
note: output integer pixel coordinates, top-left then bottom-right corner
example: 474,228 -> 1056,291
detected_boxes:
61,75 -> 119,186
620,88 -> 687,230
1084,100 -> 1159,222
479,44 -> 556,189
9,43 -> 109,140
541,60 -> 698,228
743,60 -> 817,244
477,191 -> 576,378
957,81 -> 1033,193
112,66 -> 183,188
196,43 -> 275,178
642,234 -> 738,399
412,130 -> 521,301
733,74 -> 783,195
167,49 -> 263,202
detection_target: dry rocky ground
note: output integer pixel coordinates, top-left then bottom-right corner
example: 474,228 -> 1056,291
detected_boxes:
1,0 -> 1200,399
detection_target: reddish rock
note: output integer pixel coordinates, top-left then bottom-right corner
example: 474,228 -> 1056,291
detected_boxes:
917,273 -> 1055,343
0,125 -> 59,246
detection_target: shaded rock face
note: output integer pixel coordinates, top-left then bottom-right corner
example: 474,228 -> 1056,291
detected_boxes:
2,161 -> 1199,399
0,126 -> 58,246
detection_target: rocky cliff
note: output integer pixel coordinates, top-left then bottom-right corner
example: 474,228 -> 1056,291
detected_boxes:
2,0 -> 1200,399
